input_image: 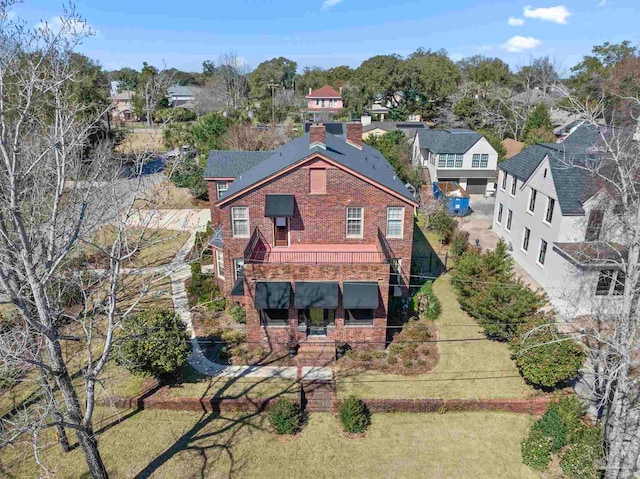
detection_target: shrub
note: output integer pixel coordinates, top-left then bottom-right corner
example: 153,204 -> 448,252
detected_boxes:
116,308 -> 191,377
220,329 -> 247,347
229,305 -> 246,324
339,396 -> 371,434
450,229 -> 470,258
560,439 -> 601,479
533,408 -> 567,452
521,428 -> 552,471
402,320 -> 431,342
411,282 -> 441,320
188,261 -> 223,308
268,399 -> 301,435
169,158 -> 208,200
511,323 -> 586,388
0,364 -> 20,390
428,206 -> 456,243
549,395 -> 586,443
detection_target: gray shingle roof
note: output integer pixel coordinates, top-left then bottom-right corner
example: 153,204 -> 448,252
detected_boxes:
204,150 -> 274,178
211,133 -> 417,204
417,129 -> 483,154
499,142 -> 601,215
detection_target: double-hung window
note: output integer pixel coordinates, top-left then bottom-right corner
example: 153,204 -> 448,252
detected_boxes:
522,227 -> 531,252
455,154 -> 463,167
501,172 -> 508,190
438,154 -> 446,167
233,259 -> 244,281
345,309 -> 374,325
346,207 -> 363,238
506,210 -> 513,231
545,198 -> 555,224
480,154 -> 488,168
446,154 -> 455,168
528,188 -> 537,213
386,207 -> 404,239
538,239 -> 548,265
510,177 -> 517,196
216,181 -> 228,199
261,309 -> 289,326
497,203 -> 503,224
231,207 -> 249,237
472,154 -> 480,168
216,250 -> 224,279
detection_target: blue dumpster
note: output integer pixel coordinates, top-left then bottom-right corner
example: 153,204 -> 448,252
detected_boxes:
432,181 -> 470,217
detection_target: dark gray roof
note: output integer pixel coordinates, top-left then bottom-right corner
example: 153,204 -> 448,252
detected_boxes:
363,122 -> 429,133
561,123 -> 618,150
499,142 -> 601,215
417,129 -> 483,154
303,122 -> 345,137
204,150 -> 274,178
213,133 -> 417,204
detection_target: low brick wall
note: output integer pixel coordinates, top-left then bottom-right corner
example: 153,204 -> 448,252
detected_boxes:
353,397 -> 552,415
143,395 -> 296,413
96,377 -> 161,410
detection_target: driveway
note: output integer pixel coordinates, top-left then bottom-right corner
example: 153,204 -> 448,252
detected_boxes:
467,194 -> 496,221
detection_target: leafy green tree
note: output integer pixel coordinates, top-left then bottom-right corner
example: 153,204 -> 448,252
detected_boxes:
407,49 -> 461,117
113,67 -> 139,91
524,127 -> 557,147
350,54 -> 408,111
249,57 -> 297,99
523,103 -> 553,139
202,60 -> 216,77
364,130 -> 422,187
451,241 -> 513,297
453,96 -> 482,128
459,55 -> 512,87
116,308 -> 191,377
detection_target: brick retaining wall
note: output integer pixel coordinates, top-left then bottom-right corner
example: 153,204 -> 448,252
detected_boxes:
356,397 -> 552,415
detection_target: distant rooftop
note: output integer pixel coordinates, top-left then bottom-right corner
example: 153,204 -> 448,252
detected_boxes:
306,85 -> 341,99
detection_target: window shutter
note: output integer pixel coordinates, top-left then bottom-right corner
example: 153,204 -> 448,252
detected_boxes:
310,169 -> 326,193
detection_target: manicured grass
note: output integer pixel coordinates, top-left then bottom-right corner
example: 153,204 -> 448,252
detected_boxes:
132,181 -> 209,210
83,226 -> 191,269
336,275 -> 534,399
0,410 -> 539,478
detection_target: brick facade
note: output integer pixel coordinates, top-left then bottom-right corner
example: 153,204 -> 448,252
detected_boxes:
207,149 -> 415,352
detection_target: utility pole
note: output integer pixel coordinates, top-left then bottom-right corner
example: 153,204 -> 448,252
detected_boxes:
267,81 -> 278,128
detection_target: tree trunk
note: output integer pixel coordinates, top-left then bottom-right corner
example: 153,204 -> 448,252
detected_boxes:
77,427 -> 109,479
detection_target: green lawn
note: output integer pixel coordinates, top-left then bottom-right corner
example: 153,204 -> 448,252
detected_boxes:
0,409 -> 538,478
336,275 -> 534,399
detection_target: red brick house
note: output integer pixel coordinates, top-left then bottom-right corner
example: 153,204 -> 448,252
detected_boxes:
204,123 -> 417,354
306,85 -> 343,121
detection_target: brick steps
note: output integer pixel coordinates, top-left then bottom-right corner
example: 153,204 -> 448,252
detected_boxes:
302,379 -> 336,412
296,341 -> 336,367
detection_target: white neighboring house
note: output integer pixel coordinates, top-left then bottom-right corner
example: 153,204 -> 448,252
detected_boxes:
412,129 -> 498,195
493,124 -> 628,319
167,85 -> 202,109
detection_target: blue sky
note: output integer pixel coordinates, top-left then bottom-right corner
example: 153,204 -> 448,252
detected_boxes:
15,0 -> 640,74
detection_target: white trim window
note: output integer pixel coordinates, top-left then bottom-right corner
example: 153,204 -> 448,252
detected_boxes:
438,154 -> 446,167
233,258 -> 244,281
510,177 -> 517,196
501,172 -> 507,190
537,239 -> 548,266
544,198 -> 555,224
454,154 -> 463,168
497,203 -> 503,224
522,227 -> 531,252
527,188 -> 537,213
480,154 -> 488,168
216,181 -> 229,199
386,207 -> 404,239
216,250 -> 225,279
346,207 -> 364,238
595,269 -> 626,296
231,207 -> 250,237
472,154 -> 480,168
506,209 -> 513,231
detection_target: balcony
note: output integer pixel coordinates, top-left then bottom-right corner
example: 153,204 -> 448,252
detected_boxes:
244,228 -> 389,264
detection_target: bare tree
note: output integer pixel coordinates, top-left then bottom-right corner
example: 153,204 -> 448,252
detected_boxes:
134,62 -> 173,126
224,124 -> 284,151
194,51 -> 249,116
557,95 -> 640,479
0,4 -> 171,477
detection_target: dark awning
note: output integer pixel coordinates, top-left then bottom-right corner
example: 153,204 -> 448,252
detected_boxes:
294,282 -> 339,309
343,282 -> 380,309
264,194 -> 295,217
254,282 -> 291,309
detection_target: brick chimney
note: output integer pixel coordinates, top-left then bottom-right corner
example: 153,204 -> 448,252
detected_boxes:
309,123 -> 326,149
346,122 -> 363,150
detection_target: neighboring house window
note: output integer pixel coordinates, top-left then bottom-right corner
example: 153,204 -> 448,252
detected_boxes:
506,210 -> 513,231
260,309 -> 289,326
585,210 -> 604,241
480,154 -> 488,168
446,154 -> 455,167
472,154 -> 480,168
216,181 -> 228,199
527,188 -> 537,213
538,239 -> 548,265
497,203 -> 503,224
233,259 -> 244,281
596,270 -> 614,296
345,309 -> 374,326
455,154 -> 463,167
231,207 -> 250,237
545,198 -> 555,224
346,207 -> 363,238
309,168 -> 327,194
522,227 -> 531,252
386,207 -> 404,239
315,99 -> 319,106
321,99 -> 326,107
438,155 -> 446,167
510,177 -> 517,196
501,172 -> 507,190
216,250 -> 224,279
613,271 -> 626,295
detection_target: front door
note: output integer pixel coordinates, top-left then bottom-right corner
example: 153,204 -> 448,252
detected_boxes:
308,308 -> 326,336
274,218 -> 288,247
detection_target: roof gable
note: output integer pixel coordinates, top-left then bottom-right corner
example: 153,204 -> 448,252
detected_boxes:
417,129 -> 483,154
306,85 -> 341,98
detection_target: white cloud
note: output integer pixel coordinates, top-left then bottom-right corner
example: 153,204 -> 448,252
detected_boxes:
523,5 -> 571,24
501,35 -> 542,52
598,0 -> 608,6
508,17 -> 525,26
321,0 -> 342,10
35,16 -> 99,37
